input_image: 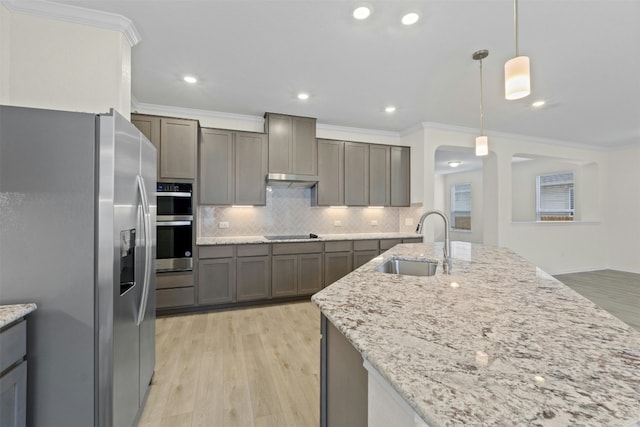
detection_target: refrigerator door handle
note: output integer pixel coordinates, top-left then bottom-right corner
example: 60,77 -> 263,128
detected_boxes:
136,174 -> 152,326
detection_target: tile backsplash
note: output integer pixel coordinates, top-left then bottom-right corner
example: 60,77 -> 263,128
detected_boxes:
198,187 -> 424,237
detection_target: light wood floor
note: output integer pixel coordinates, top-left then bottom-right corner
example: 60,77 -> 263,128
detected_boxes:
138,301 -> 321,427
555,269 -> 640,331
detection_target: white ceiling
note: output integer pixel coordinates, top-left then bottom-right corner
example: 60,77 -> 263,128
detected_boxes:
51,0 -> 640,148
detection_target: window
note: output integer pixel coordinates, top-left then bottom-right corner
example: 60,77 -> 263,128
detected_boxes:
536,172 -> 574,221
450,183 -> 471,230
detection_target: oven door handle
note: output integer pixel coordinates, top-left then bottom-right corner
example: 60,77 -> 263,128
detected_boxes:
157,221 -> 192,227
136,174 -> 152,326
156,191 -> 192,198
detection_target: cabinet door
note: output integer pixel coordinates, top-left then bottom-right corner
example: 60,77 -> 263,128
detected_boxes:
316,139 -> 344,206
267,113 -> 292,173
160,118 -> 197,180
298,253 -> 323,295
391,146 -> 410,207
292,116 -> 317,175
324,252 -> 352,287
0,361 -> 27,427
199,128 -> 233,205
131,114 -> 161,180
236,256 -> 271,301
353,250 -> 378,269
344,142 -> 369,206
198,258 -> 235,304
272,255 -> 298,297
235,132 -> 267,205
369,144 -> 390,206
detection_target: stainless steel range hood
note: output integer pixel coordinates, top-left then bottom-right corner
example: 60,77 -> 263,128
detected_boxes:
266,173 -> 318,188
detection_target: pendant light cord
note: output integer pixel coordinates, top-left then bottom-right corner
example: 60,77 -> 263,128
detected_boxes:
479,59 -> 484,136
514,0 -> 519,56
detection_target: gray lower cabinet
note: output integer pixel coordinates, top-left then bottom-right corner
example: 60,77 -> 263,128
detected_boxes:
237,256 -> 271,301
321,315 -> 367,427
324,252 -> 353,287
272,242 -> 323,297
391,146 -> 411,207
198,258 -> 235,305
354,250 -> 379,269
369,144 -> 391,206
156,271 -> 195,309
298,253 -> 323,294
199,128 -> 267,206
403,237 -> 423,244
344,142 -> 370,206
314,139 -> 344,206
0,320 -> 27,427
272,255 -> 298,297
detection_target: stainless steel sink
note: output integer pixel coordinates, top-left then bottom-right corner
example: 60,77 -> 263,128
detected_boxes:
376,257 -> 438,277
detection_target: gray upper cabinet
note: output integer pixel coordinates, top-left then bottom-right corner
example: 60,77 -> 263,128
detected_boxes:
315,139 -> 344,206
369,144 -> 391,206
160,118 -> 198,180
199,128 -> 267,206
344,142 -> 369,206
265,113 -> 317,175
235,132 -> 267,205
199,129 -> 234,205
391,146 -> 411,207
131,114 -> 198,181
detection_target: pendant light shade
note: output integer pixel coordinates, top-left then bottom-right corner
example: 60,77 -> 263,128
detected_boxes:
473,49 -> 489,157
505,56 -> 530,100
475,136 -> 489,156
505,0 -> 531,100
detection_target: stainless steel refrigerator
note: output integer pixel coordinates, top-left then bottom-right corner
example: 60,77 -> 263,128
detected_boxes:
0,105 -> 156,427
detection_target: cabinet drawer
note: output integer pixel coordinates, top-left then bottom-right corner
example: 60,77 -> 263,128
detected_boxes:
380,239 -> 402,250
157,288 -> 195,309
156,271 -> 194,289
272,242 -> 323,255
353,240 -> 378,251
325,241 -> 352,252
403,237 -> 423,244
237,244 -> 269,257
0,320 -> 26,374
199,245 -> 234,259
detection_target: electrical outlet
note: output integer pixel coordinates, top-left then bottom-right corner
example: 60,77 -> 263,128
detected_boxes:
334,220 -> 342,227
405,218 -> 414,226
219,221 -> 229,229
371,220 -> 378,226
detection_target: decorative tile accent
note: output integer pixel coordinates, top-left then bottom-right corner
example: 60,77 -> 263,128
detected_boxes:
198,187 -> 422,238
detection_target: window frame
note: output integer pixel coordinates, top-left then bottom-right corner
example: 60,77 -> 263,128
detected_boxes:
450,183 -> 472,231
535,171 -> 575,222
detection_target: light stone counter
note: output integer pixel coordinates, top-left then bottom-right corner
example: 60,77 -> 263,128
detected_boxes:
312,242 -> 640,426
197,232 -> 420,246
0,303 -> 37,328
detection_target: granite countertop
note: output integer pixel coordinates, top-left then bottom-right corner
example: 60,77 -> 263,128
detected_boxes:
0,303 -> 37,328
311,242 -> 640,426
196,232 -> 420,246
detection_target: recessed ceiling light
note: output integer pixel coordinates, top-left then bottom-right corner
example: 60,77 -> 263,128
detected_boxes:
183,76 -> 197,84
448,161 -> 461,168
532,100 -> 546,107
385,106 -> 396,113
401,12 -> 420,25
297,93 -> 309,100
353,6 -> 371,20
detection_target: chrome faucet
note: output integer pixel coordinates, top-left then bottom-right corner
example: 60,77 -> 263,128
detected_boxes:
416,210 -> 452,274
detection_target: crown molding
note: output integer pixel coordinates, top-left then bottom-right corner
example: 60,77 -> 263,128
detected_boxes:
316,123 -> 400,139
133,102 -> 265,125
1,0 -> 141,46
421,121 -> 615,152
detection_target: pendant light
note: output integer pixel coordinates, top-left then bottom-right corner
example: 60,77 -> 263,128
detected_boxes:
473,49 -> 489,157
505,0 -> 531,100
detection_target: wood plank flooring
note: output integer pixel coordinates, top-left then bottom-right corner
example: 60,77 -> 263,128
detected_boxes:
138,302 -> 321,427
554,269 -> 640,331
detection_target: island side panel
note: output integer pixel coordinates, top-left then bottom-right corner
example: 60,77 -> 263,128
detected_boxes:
321,315 -> 368,427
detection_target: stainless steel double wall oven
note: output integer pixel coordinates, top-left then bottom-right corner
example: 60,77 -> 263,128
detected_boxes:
156,182 -> 193,272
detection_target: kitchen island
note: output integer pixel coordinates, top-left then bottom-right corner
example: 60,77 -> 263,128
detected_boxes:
311,242 -> 640,426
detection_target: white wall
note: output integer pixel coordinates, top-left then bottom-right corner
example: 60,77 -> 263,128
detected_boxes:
0,4 -> 132,117
607,146 -> 640,273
